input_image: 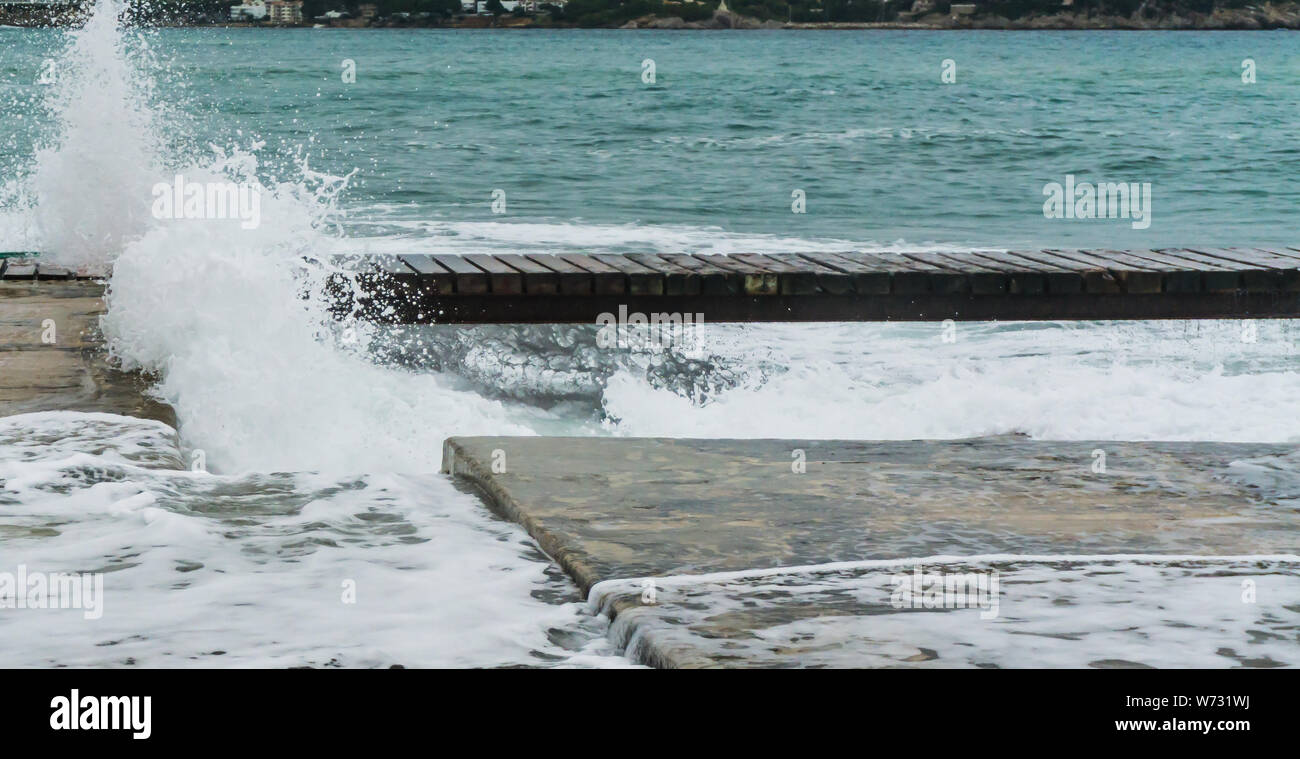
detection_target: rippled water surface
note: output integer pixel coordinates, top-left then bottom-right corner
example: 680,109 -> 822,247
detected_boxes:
1,17 -> 1297,666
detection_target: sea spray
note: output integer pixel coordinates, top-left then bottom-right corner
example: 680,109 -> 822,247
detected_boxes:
0,5 -> 624,668
102,167 -> 537,473
20,0 -> 534,473
32,0 -> 161,270
0,412 -> 622,667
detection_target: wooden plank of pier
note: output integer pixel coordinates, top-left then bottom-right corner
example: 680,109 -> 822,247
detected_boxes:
334,248 -> 1300,324
527,253 -> 592,296
0,258 -> 74,280
1188,248 -> 1300,292
462,253 -> 523,295
8,250 -> 1300,323
655,253 -> 741,295
627,254 -> 700,296
430,254 -> 488,294
592,254 -> 665,296
559,254 -> 625,296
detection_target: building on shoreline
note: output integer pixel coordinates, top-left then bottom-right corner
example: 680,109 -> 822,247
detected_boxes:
267,0 -> 303,24
230,0 -> 267,21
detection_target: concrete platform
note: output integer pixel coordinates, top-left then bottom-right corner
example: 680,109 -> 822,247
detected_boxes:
0,281 -> 175,425
443,436 -> 1300,668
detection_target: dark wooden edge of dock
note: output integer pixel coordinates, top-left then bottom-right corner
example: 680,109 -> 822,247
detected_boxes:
11,249 -> 1300,322
0,258 -> 86,281
330,248 -> 1300,323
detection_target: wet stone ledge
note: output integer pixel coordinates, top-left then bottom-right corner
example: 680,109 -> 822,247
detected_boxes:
0,279 -> 176,427
443,436 -> 1300,668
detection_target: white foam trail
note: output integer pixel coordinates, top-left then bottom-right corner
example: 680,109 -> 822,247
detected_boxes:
600,321 -> 1300,443
340,213 -> 967,258
589,552 -> 1300,602
0,412 -> 631,668
594,560 -> 1300,668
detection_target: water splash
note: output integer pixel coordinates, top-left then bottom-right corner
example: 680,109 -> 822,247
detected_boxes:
24,9 -> 1300,473
1,0 -> 532,473
3,4 -> 630,667
32,0 -> 160,270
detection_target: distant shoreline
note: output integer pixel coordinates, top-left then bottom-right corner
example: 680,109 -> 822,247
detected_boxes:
7,21 -> 1300,31
5,6 -> 1300,31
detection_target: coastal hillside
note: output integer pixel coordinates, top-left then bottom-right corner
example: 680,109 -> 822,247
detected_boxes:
8,0 -> 1300,29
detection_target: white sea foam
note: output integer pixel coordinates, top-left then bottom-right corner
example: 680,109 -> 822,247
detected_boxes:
0,412 -> 633,668
306,222 -> 1300,446
0,0 -> 631,667
598,562 -> 1300,668
341,213 -> 968,258
19,3 -> 538,475
601,320 -> 1300,442
589,553 -> 1300,597
101,184 -> 541,474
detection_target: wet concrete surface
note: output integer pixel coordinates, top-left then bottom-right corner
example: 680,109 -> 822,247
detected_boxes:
0,281 -> 175,426
443,436 -> 1300,667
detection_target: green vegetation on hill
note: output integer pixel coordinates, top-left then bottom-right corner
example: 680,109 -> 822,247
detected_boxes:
68,0 -> 1300,27
556,0 -> 1292,25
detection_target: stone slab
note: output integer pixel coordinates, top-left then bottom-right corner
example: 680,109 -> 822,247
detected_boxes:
0,281 -> 175,426
588,557 -> 1300,668
443,436 -> 1300,667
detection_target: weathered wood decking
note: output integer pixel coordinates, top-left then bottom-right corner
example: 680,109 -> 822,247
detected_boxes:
10,249 -> 1300,322
0,258 -> 78,280
340,248 -> 1300,323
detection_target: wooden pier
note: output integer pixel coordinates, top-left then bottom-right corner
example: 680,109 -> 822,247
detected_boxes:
340,248 -> 1300,323
9,248 -> 1300,323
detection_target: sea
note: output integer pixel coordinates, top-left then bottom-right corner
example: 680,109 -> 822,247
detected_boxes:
0,4 -> 1297,666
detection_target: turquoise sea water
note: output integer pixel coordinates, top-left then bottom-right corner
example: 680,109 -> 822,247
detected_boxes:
2,23 -> 1300,668
3,28 -> 1299,249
